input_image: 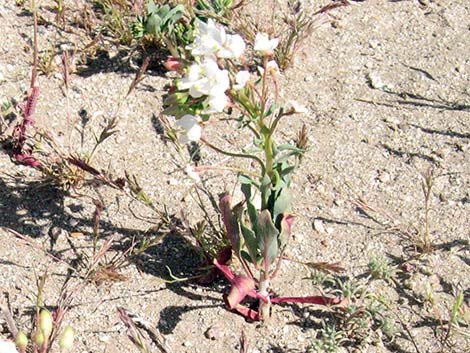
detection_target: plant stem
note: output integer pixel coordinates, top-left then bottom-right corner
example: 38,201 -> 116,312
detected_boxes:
201,138 -> 266,175
258,274 -> 271,319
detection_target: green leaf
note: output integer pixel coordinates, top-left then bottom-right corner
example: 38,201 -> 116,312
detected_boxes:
238,174 -> 254,185
146,14 -> 162,35
277,144 -> 304,153
273,188 -> 292,222
240,222 -> 258,265
162,5 -> 185,27
264,103 -> 278,117
260,174 -> 272,210
274,153 -> 296,165
241,182 -> 258,227
278,165 -> 295,180
147,0 -> 158,14
256,209 -> 279,268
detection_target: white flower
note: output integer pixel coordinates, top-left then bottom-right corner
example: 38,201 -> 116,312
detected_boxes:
202,92 -> 228,114
218,34 -> 246,59
258,60 -> 280,76
0,340 -> 19,353
188,19 -> 246,59
254,33 -> 279,55
175,114 -> 202,144
178,58 -> 229,99
286,100 -> 308,114
233,70 -> 250,90
184,164 -> 201,182
188,19 -> 225,57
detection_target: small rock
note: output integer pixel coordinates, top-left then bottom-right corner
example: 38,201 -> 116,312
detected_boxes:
378,170 -> 391,183
313,219 -> 325,234
368,39 -> 380,49
98,334 -> 110,343
367,72 -> 390,90
205,325 -> 224,340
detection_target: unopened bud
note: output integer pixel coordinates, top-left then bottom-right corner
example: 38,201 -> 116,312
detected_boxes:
15,331 -> 28,351
39,309 -> 53,338
34,331 -> 45,346
164,57 -> 183,71
59,326 -> 75,350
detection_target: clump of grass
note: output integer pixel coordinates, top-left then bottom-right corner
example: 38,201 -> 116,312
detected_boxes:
274,0 -> 348,70
92,0 -> 136,45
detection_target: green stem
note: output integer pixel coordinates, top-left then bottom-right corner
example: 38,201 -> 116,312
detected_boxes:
264,133 -> 274,178
201,138 -> 266,175
197,165 -> 260,178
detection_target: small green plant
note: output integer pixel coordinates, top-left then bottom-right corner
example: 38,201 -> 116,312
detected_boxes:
309,322 -> 347,353
132,1 -> 190,57
368,255 -> 397,283
438,287 -> 470,350
307,273 -> 402,351
195,0 -> 235,18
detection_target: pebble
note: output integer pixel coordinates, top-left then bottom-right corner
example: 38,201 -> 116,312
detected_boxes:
303,75 -> 313,82
313,219 -> 325,233
205,325 -> 223,340
368,39 -> 380,49
366,72 -> 394,91
378,170 -> 392,183
98,334 -> 110,343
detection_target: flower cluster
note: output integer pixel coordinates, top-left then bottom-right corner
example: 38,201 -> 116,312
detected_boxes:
170,20 -> 279,147
187,19 -> 245,59
177,58 -> 229,114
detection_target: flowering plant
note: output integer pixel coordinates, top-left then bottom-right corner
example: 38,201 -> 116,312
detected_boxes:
164,19 -> 345,320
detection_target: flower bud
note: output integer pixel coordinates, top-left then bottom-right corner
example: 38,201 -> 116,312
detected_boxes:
34,331 -> 45,347
15,331 -> 28,351
59,326 -> 75,350
39,309 -> 53,339
164,57 -> 183,71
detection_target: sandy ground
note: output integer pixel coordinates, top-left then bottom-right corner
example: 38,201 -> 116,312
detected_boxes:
1,0 -> 469,352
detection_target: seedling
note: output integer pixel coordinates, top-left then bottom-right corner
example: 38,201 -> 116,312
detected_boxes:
368,255 -> 397,283
132,1 -> 189,57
